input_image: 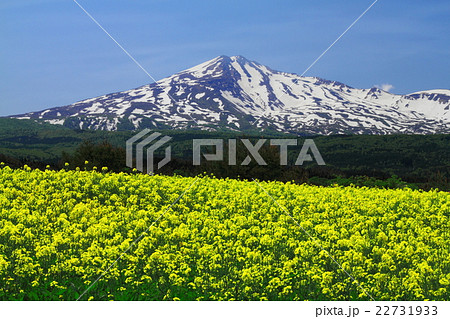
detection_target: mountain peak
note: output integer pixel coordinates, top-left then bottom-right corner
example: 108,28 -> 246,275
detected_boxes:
230,55 -> 250,62
172,55 -> 261,82
207,55 -> 255,68
215,55 -> 249,61
9,56 -> 450,134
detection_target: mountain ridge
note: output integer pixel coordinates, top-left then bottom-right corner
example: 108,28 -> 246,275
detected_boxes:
9,55 -> 450,135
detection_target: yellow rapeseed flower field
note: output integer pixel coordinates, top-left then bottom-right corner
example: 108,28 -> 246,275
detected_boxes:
0,165 -> 449,300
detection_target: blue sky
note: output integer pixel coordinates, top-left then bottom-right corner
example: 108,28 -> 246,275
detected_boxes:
1,0 -> 449,116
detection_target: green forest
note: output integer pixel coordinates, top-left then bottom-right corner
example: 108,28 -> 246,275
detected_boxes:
0,118 -> 448,190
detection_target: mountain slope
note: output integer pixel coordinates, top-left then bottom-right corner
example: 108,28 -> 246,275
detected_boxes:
10,55 -> 450,134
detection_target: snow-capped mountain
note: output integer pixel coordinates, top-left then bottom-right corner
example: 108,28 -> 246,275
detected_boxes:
11,55 -> 450,134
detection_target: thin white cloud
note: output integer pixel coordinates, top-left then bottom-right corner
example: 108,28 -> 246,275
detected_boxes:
375,83 -> 394,92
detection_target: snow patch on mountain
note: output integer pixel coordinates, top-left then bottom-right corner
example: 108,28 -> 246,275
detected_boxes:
9,55 -> 450,135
